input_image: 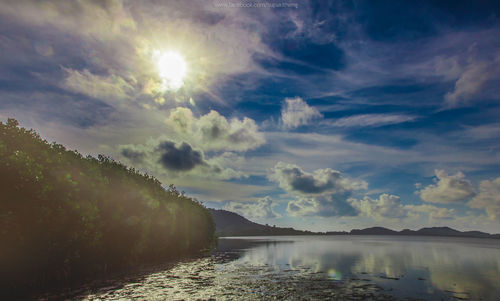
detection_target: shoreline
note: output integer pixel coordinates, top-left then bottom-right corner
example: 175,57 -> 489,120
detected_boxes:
217,233 -> 500,239
9,251 -> 213,301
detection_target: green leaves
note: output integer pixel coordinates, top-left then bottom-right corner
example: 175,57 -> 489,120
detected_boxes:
0,118 -> 216,293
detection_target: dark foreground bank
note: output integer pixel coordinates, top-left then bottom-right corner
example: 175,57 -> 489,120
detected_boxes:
0,119 -> 215,298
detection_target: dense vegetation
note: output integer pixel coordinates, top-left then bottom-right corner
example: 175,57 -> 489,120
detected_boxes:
0,119 -> 215,295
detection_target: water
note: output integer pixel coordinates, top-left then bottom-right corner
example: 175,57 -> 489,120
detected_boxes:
50,236 -> 500,300
217,236 -> 500,300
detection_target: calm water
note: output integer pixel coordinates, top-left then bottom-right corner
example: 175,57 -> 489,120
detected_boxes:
218,236 -> 500,300
54,235 -> 500,300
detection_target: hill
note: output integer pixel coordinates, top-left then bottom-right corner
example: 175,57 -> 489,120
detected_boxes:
351,226 -> 500,238
211,209 -> 500,239
209,209 -> 317,236
350,227 -> 398,235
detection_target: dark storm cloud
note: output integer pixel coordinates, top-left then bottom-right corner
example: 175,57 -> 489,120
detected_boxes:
271,162 -> 367,218
287,195 -> 358,217
270,162 -> 365,195
157,141 -> 205,171
118,138 -> 246,181
288,169 -> 339,194
119,139 -> 207,172
121,148 -> 145,163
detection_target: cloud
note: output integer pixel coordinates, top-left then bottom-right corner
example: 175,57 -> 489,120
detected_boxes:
405,204 -> 456,220
0,0 -> 279,118
271,162 -> 366,217
0,0 -> 136,38
287,195 -> 358,217
120,148 -> 145,163
328,114 -> 417,128
157,141 -> 205,171
417,170 -> 476,204
281,97 -> 322,129
166,107 -> 265,152
121,140 -> 206,172
119,138 -> 243,179
349,194 -> 458,221
62,68 -> 134,103
270,161 -> 367,195
444,57 -> 500,106
286,195 -> 358,217
468,178 -> 500,221
224,196 -> 280,219
205,152 -> 248,180
349,194 -> 408,219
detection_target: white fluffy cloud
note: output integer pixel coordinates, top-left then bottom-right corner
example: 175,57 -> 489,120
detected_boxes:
468,178 -> 500,221
417,170 -> 476,204
281,97 -> 322,129
348,195 -> 458,222
349,194 -> 408,220
224,196 -> 280,219
166,107 -> 265,152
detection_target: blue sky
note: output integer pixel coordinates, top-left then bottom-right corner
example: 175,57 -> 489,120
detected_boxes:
1,0 -> 500,232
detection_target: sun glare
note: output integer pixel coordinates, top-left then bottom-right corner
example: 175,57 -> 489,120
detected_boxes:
155,50 -> 187,91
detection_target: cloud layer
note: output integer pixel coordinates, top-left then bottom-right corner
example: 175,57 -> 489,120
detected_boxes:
329,114 -> 417,128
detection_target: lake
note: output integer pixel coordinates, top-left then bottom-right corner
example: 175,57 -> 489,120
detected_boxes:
53,235 -> 500,300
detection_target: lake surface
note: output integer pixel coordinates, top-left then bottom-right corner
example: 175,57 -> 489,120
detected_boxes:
51,235 -> 500,300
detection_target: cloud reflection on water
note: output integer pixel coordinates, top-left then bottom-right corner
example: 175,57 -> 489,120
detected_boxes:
223,236 -> 500,300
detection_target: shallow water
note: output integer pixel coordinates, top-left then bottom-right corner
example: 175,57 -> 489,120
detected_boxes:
50,235 -> 500,300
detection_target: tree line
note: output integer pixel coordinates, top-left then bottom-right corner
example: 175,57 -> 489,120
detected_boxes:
0,118 -> 215,296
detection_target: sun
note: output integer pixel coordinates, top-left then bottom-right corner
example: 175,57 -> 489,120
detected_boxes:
154,50 -> 187,91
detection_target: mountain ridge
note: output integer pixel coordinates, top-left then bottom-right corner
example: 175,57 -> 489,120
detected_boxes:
210,209 -> 500,239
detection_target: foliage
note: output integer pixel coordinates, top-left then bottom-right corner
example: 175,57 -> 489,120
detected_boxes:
0,118 -> 215,294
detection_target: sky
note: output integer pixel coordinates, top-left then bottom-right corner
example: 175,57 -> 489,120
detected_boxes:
1,0 -> 500,233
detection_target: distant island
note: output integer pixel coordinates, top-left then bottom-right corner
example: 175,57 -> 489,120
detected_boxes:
210,209 -> 500,239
